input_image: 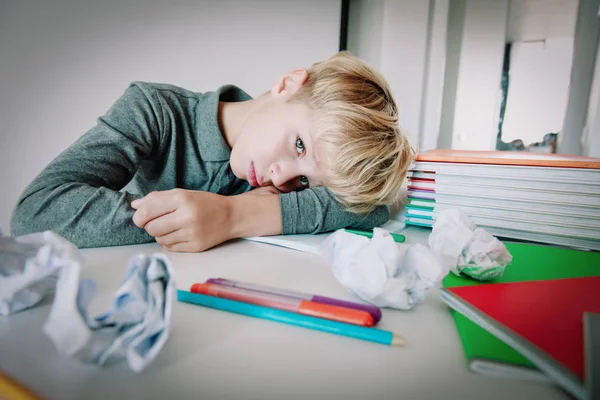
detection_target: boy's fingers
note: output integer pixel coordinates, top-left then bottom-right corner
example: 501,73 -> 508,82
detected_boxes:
132,197 -> 178,228
163,242 -> 192,253
163,242 -> 193,253
144,213 -> 180,237
155,229 -> 187,247
131,198 -> 142,209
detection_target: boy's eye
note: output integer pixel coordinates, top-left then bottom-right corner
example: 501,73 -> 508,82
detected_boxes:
300,175 -> 309,187
295,137 -> 305,155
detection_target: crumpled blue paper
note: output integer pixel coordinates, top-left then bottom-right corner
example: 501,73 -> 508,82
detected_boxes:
0,230 -> 174,372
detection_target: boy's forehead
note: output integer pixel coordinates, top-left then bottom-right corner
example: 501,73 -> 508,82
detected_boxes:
294,101 -> 315,126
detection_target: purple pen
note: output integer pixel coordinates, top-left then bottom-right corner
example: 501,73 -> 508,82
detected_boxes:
206,278 -> 382,323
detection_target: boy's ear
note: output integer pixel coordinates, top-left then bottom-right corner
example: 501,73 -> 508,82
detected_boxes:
271,68 -> 308,98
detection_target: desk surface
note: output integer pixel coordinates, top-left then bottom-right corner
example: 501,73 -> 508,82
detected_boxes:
0,227 -> 567,400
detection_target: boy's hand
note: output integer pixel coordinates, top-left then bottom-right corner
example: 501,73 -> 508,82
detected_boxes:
131,189 -> 234,252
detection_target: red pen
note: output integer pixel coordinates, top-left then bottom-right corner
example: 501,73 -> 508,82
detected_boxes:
190,283 -> 375,327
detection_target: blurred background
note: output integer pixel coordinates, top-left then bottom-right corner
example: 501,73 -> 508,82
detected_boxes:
1,0 -> 599,230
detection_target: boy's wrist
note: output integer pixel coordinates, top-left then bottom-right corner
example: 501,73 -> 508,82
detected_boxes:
225,195 -> 243,239
227,189 -> 282,239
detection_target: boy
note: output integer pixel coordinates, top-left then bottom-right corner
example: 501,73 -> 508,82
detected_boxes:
10,52 -> 414,252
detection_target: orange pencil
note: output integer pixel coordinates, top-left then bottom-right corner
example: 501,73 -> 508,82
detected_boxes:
190,283 -> 375,327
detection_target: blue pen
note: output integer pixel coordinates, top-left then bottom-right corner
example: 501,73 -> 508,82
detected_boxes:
177,290 -> 405,346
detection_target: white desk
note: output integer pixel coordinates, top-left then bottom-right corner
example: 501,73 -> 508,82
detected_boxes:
0,227 -> 567,400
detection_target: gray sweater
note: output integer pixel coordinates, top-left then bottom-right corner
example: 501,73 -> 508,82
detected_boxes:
10,82 -> 389,248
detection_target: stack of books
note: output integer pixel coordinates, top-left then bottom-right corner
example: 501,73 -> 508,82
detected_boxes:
405,150 -> 600,251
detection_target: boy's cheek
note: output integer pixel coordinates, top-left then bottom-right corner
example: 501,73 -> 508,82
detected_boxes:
228,154 -> 246,181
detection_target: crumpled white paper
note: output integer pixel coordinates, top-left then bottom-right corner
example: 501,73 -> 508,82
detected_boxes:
0,230 -> 174,372
320,228 -> 449,310
0,230 -> 81,316
319,209 -> 512,310
429,209 -> 512,280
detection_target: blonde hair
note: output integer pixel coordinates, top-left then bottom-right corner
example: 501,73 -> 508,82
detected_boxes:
292,51 -> 415,214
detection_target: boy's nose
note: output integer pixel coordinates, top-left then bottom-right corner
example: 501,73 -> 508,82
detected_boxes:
268,162 -> 300,193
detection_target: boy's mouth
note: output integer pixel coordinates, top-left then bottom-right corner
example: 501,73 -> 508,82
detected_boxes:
248,162 -> 259,187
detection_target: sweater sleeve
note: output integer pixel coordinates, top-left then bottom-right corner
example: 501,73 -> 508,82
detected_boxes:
279,186 -> 390,235
10,83 -> 162,248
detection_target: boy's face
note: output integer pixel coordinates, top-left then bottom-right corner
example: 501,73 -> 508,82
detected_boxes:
230,69 -> 326,193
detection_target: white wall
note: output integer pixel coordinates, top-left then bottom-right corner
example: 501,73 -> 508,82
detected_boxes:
438,0 -> 510,150
437,0 -> 465,149
419,0 -> 449,152
348,0 -> 595,157
0,0 -> 341,231
501,0 -> 578,145
559,0 -> 600,155
347,0 -> 385,71
501,37 -> 574,144
507,0 -> 578,42
451,0 -> 509,150
584,39 -> 600,157
439,0 -> 584,151
379,0 -> 430,148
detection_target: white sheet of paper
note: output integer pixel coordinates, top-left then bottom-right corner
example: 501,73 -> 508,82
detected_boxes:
244,219 -> 407,254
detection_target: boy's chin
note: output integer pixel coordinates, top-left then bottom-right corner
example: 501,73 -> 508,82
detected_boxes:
229,163 -> 245,181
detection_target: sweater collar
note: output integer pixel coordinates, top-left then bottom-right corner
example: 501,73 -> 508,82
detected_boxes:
198,85 -> 252,162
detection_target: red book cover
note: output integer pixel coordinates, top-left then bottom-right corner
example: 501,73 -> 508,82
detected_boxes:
447,276 -> 600,380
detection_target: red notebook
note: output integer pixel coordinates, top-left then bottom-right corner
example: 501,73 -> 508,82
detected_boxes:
441,276 -> 600,400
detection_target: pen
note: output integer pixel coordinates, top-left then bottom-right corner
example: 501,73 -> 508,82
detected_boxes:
345,228 -> 406,243
206,278 -> 382,323
191,283 -> 374,327
177,290 -> 405,346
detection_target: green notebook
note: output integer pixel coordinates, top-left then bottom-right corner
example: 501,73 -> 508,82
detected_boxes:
442,242 -> 600,382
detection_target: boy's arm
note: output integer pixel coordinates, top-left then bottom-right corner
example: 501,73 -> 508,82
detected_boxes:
278,187 -> 390,234
228,186 -> 389,238
129,185 -> 387,252
10,83 -> 160,248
